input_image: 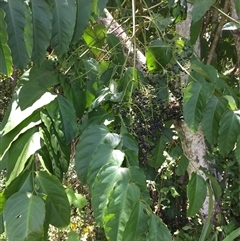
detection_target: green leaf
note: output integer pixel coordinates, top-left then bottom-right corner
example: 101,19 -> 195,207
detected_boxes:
146,40 -> 172,72
6,128 -> 41,185
91,164 -> 127,225
0,0 -> 30,69
191,60 -> 219,83
66,189 -> 88,210
0,192 -> 6,213
218,110 -> 240,156
176,155 -> 189,176
83,24 -> 107,56
0,213 -> 4,234
222,227 -> 240,241
46,96 -> 77,145
87,145 -> 124,187
0,111 -> 41,161
0,86 -> 56,136
51,0 -> 76,56
75,125 -> 120,183
190,18 -> 202,45
0,9 -> 12,76
72,0 -> 92,44
4,192 -> 45,241
187,173 -> 207,217
183,80 -> 214,131
35,171 -> 70,227
18,62 -> 59,110
192,0 -> 216,23
106,33 -> 125,65
147,214 -> 172,241
234,0 -> 240,15
149,136 -> 167,168
235,134 -> 240,165
202,97 -> 228,144
122,202 -> 149,241
67,231 -> 80,241
30,0 -> 52,65
207,174 -> 222,201
104,180 -> 141,241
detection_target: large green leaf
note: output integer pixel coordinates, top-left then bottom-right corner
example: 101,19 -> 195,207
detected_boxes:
218,110 -> 240,156
71,0 -> 92,44
0,86 -> 56,136
104,179 -> 141,241
202,97 -> 228,144
35,171 -> 70,227
51,0 -> 76,56
91,164 -> 126,225
0,9 -> 12,76
18,61 -> 59,109
222,227 -> 240,241
75,125 -> 120,183
30,0 -> 52,65
192,0 -> 216,23
147,214 -> 172,241
183,79 -> 214,131
0,0 -> 30,69
0,111 -> 41,162
187,173 -> 207,217
6,128 -> 41,185
122,202 -> 149,241
46,95 -> 77,145
87,145 -> 124,187
146,40 -> 172,72
235,134 -> 240,165
4,192 -> 45,241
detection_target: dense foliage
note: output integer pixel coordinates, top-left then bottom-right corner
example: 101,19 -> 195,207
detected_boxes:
0,0 -> 240,240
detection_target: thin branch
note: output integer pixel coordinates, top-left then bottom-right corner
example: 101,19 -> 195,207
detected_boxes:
207,0 -> 230,65
98,9 -> 146,71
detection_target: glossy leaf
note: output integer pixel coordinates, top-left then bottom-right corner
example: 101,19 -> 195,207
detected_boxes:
147,214 -> 172,241
30,0 -> 52,65
0,86 -> 56,136
222,22 -> 240,31
202,97 -> 228,144
218,110 -> 240,156
51,0 -> 76,56
72,0 -> 92,44
87,145 -> 124,187
187,173 -> 207,217
91,164 -> 126,225
0,9 -> 12,76
4,192 -> 45,241
6,128 -> 41,185
0,0 -> 30,68
104,179 -> 141,241
183,80 -> 214,131
75,125 -> 120,183
192,0 -> 216,23
35,171 -> 70,227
